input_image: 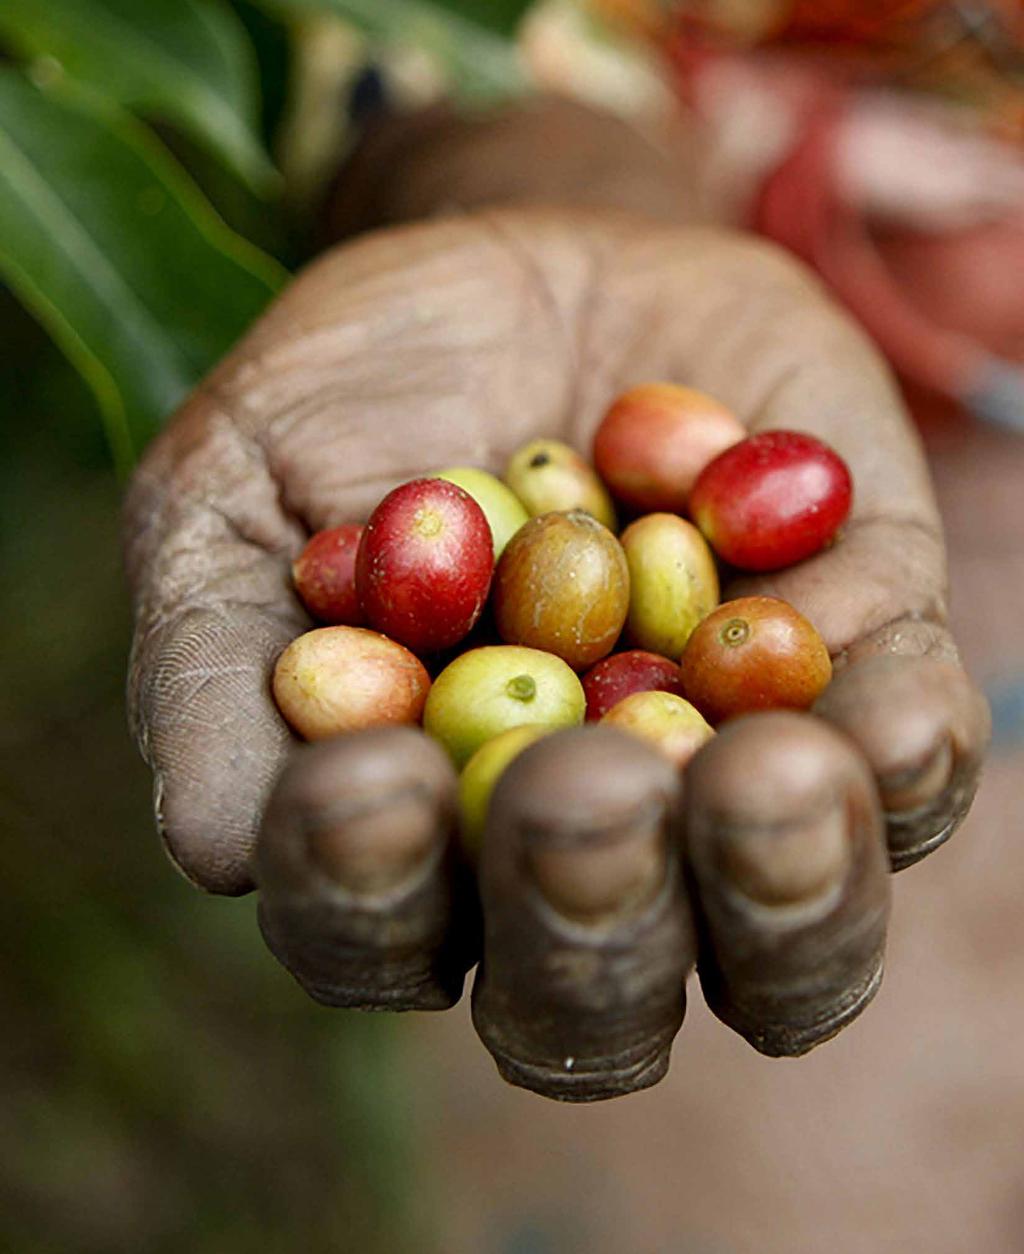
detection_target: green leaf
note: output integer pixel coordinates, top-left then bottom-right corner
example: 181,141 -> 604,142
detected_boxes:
258,0 -> 530,101
0,0 -> 278,194
0,71 -> 286,471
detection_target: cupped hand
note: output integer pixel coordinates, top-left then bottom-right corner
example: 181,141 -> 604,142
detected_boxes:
124,196 -> 988,1100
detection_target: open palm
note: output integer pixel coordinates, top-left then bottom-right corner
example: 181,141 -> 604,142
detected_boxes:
125,194 -> 988,1100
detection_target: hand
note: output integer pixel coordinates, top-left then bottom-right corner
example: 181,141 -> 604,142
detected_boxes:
124,106 -> 989,1102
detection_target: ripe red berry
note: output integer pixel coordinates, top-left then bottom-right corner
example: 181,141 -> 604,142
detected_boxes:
689,430 -> 852,571
355,478 -> 494,654
680,596 -> 832,724
581,650 -> 685,721
291,524 -> 365,624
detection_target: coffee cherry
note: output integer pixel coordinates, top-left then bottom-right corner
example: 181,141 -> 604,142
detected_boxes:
601,690 -> 714,768
423,645 -> 585,767
506,438 -> 617,531
620,513 -> 718,659
593,383 -> 745,513
356,478 -> 494,653
291,524 -> 365,625
680,596 -> 832,723
581,650 -> 685,721
272,626 -> 430,740
493,510 -> 629,670
689,430 -> 853,571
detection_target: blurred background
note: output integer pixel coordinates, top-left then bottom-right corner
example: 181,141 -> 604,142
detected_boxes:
2,3 -> 1024,1252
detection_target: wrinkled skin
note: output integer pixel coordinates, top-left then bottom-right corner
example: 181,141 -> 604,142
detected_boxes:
124,99 -> 990,1101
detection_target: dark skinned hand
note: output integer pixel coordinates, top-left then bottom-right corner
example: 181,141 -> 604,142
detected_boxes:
124,100 -> 989,1101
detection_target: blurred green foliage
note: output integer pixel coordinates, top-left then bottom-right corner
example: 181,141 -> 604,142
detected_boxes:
0,0 -> 277,192
0,0 -> 534,469
0,71 -> 285,471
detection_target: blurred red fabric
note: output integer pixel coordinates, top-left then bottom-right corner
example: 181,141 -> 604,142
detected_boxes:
664,1 -> 1024,421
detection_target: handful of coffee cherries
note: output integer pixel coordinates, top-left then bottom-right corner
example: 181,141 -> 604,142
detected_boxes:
273,383 -> 853,856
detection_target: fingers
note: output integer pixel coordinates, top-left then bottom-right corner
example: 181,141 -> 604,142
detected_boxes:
816,652 -> 991,869
685,713 -> 891,1057
254,728 -> 476,1010
472,726 -> 694,1102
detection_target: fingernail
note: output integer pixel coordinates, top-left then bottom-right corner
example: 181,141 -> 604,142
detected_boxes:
522,798 -> 669,924
306,787 -> 442,895
879,740 -> 953,814
717,798 -> 851,907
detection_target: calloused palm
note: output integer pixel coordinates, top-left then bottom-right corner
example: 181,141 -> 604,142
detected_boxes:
124,114 -> 988,1101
